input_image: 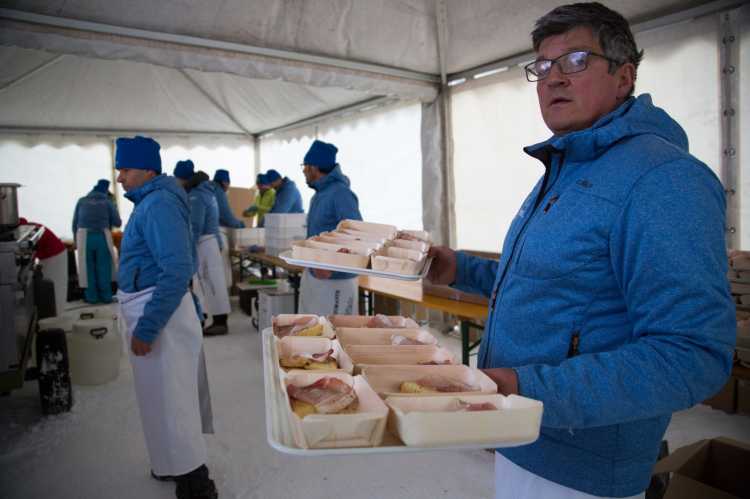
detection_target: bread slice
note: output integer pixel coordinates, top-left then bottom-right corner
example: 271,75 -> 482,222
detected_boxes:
279,358 -> 337,370
398,381 -> 439,394
290,399 -> 318,418
297,324 -> 324,336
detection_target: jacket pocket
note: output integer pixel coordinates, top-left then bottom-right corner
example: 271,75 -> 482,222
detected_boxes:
515,189 -> 620,280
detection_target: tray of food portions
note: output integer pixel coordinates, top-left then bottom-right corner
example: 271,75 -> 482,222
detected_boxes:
278,220 -> 434,281
263,313 -> 544,456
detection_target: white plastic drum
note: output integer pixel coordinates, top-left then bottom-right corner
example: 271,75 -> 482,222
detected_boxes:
37,316 -> 74,333
69,305 -> 123,357
68,318 -> 120,386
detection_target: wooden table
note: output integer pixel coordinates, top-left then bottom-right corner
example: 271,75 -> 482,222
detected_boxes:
230,248 -> 305,312
733,362 -> 750,383
358,276 -> 489,366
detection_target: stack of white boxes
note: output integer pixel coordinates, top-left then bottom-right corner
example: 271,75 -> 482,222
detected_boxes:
263,213 -> 307,257
257,288 -> 296,331
226,227 -> 265,249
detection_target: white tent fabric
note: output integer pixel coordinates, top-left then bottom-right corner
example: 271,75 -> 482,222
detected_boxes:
451,12 -> 740,251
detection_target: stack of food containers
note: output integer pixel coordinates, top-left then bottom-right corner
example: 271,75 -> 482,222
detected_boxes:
226,227 -> 265,249
267,312 -> 544,451
257,288 -> 295,331
264,214 -> 307,257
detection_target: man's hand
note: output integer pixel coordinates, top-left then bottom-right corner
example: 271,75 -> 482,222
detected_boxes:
312,268 -> 334,279
426,246 -> 457,285
131,336 -> 153,356
479,368 -> 519,396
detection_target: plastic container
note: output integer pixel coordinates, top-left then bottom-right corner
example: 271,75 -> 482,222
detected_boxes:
266,226 -> 308,239
263,213 -> 308,228
38,316 -> 74,333
266,235 -> 301,250
67,318 -> 120,386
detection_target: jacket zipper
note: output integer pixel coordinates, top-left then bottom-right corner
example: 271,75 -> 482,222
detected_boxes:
134,269 -> 140,292
566,331 -> 580,358
482,147 -> 566,366
543,195 -> 560,214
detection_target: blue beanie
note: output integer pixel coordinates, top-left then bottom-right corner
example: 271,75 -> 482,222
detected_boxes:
174,160 -> 194,180
304,140 -> 338,171
214,169 -> 230,183
265,170 -> 281,183
256,174 -> 268,185
93,179 -> 110,193
115,136 -> 161,172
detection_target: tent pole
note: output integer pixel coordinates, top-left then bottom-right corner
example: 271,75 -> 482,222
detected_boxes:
110,138 -> 120,214
436,0 -> 455,248
254,136 -> 260,178
720,9 -> 741,248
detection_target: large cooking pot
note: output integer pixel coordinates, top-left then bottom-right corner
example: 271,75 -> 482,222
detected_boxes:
0,183 -> 21,228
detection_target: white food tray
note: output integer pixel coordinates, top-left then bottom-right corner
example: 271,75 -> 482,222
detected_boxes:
263,328 -> 540,456
278,251 -> 432,281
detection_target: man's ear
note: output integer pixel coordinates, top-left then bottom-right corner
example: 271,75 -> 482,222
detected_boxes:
616,63 -> 636,99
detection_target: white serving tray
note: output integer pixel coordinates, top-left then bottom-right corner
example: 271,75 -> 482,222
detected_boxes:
263,328 -> 541,456
279,250 -> 432,281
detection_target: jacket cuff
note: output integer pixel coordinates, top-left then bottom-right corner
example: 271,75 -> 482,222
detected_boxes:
451,251 -> 468,290
132,327 -> 157,344
513,365 -> 537,400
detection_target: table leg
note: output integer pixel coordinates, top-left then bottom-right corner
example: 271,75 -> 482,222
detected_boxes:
461,321 -> 470,366
292,274 -> 300,314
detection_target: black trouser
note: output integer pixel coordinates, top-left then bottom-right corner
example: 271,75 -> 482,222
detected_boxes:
174,464 -> 216,499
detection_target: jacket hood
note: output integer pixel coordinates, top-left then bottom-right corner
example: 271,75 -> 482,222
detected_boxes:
124,173 -> 190,212
310,164 -> 351,192
526,94 -> 689,163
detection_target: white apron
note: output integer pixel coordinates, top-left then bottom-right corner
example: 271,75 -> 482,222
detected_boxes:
76,228 -> 118,288
495,452 -> 645,499
193,234 -> 232,316
219,227 -> 232,289
117,287 -> 206,477
298,271 -> 359,317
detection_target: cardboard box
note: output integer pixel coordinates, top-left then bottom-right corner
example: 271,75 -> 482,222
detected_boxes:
652,437 -> 750,499
701,377 -> 737,414
227,186 -> 257,228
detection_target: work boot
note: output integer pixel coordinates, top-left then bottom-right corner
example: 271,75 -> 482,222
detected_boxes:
203,315 -> 228,336
174,464 -> 218,499
151,469 -> 174,482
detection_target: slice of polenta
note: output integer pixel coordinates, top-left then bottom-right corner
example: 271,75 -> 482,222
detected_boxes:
297,324 -> 324,336
398,381 -> 440,394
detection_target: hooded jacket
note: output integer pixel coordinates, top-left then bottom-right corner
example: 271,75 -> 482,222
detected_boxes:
186,175 -> 220,247
452,95 -> 735,497
306,164 -> 362,280
207,180 -> 245,228
118,174 -> 198,344
72,190 -> 122,236
259,177 -> 304,228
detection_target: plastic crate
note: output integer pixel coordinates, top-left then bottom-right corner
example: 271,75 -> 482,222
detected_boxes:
265,226 -> 308,239
265,235 -> 300,250
263,213 -> 307,228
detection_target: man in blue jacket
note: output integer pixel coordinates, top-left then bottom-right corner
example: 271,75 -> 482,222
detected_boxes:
428,4 -> 735,498
174,161 -> 231,336
72,179 -> 122,303
257,168 -> 304,227
298,140 -> 363,316
207,169 -> 244,293
115,137 -> 217,499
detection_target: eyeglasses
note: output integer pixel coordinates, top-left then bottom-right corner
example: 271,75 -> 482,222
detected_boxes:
300,163 -> 307,170
525,51 -> 621,82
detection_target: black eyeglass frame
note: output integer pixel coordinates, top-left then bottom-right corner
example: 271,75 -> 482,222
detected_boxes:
525,51 -> 621,82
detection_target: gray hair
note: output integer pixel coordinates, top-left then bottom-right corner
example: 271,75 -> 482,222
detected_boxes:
531,2 -> 643,98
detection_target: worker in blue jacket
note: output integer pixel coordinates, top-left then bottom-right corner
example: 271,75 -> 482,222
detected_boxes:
426,4 -> 735,498
174,161 -> 231,336
207,169 -> 244,292
257,169 -> 304,227
298,140 -> 362,316
72,179 -> 122,303
115,137 -> 217,499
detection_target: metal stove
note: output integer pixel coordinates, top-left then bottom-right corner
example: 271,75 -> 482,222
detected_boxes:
0,223 -> 43,392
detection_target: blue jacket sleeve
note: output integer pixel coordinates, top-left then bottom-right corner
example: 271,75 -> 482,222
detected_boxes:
216,188 -> 245,228
189,197 -> 206,247
514,161 -> 736,428
109,201 -> 122,228
333,190 -> 362,223
132,199 -> 196,343
452,252 -> 499,298
272,187 -> 301,214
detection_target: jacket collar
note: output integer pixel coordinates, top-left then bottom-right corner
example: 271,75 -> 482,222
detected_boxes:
310,164 -> 349,192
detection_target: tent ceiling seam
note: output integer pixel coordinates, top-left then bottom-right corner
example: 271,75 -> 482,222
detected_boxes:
0,128 -> 249,138
0,54 -> 65,93
0,7 -> 441,85
177,69 -> 252,138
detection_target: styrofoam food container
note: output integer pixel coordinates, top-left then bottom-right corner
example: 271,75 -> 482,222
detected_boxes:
272,314 -> 335,339
385,394 -> 543,447
343,345 -> 461,375
326,230 -> 390,245
336,219 -> 397,237
312,235 -> 383,250
397,230 -> 434,244
328,315 -> 420,329
275,337 -> 354,377
265,226 -> 307,238
263,213 -> 307,227
362,365 -> 498,398
282,372 -> 389,449
335,328 -> 438,347
390,239 -> 429,253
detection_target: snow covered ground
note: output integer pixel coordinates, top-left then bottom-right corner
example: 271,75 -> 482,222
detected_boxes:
2,297 -> 749,499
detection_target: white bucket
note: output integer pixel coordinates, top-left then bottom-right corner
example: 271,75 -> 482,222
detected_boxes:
69,306 -> 123,357
37,316 -> 74,333
68,318 -> 120,386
